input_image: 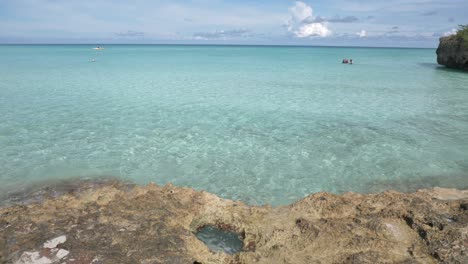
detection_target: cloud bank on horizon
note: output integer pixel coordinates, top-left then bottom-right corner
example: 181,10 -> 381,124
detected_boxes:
0,0 -> 466,47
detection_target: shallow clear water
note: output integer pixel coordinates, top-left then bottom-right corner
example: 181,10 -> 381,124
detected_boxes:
0,45 -> 467,205
195,226 -> 244,255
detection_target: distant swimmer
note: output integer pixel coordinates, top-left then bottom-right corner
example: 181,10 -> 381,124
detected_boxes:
349,59 -> 353,64
342,58 -> 349,64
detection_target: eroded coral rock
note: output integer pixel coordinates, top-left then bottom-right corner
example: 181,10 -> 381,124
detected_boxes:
436,35 -> 468,71
0,182 -> 467,264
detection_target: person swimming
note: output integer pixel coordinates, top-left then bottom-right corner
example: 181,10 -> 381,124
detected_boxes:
350,59 -> 353,64
342,59 -> 349,64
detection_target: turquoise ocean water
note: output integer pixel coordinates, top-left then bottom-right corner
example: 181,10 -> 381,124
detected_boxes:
1,45 -> 467,205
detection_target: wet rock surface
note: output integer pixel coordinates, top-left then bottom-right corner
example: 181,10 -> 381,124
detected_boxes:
0,181 -> 467,264
436,36 -> 468,71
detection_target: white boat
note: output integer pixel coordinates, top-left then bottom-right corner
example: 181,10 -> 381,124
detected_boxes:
92,47 -> 104,50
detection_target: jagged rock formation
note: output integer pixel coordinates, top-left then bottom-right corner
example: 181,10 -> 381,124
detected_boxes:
0,180 -> 467,264
436,36 -> 468,71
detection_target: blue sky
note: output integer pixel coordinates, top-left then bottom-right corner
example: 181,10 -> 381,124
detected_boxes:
0,0 -> 466,47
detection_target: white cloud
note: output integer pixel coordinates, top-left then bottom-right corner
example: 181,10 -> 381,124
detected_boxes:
357,30 -> 367,38
287,1 -> 331,38
443,28 -> 457,36
296,23 -> 332,38
289,1 -> 313,22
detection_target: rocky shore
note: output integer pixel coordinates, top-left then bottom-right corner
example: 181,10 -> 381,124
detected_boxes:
436,35 -> 468,71
1,180 -> 467,264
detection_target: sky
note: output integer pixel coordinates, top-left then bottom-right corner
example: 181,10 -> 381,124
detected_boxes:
0,0 -> 466,47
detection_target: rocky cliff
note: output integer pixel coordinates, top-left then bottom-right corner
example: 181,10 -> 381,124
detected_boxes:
436,36 -> 468,71
1,180 -> 467,264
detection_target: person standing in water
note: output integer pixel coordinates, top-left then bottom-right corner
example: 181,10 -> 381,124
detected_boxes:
350,59 -> 353,64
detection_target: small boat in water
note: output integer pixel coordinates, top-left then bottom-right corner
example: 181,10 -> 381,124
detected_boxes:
92,46 -> 104,50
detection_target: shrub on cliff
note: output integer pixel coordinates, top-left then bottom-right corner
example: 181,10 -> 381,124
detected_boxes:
455,25 -> 468,42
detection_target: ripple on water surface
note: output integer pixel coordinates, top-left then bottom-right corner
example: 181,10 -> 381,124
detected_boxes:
0,45 -> 468,205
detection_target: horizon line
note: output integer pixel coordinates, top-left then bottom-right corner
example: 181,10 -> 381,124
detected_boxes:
0,43 -> 436,49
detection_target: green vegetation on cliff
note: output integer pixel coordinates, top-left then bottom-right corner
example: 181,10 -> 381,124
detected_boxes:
455,24 -> 468,42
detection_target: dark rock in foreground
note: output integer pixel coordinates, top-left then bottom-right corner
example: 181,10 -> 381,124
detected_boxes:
436,36 -> 468,71
0,181 -> 467,264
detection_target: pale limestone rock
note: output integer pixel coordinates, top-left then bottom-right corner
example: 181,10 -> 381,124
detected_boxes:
43,236 -> 67,249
